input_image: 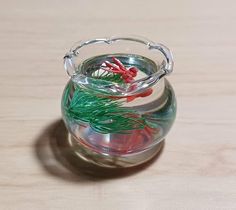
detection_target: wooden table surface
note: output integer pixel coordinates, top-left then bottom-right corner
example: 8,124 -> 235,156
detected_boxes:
1,0 -> 236,209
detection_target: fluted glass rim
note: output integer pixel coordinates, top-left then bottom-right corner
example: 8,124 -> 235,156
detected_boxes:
63,36 -> 174,96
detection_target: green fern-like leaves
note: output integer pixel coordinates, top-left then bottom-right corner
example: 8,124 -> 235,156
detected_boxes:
63,84 -> 147,134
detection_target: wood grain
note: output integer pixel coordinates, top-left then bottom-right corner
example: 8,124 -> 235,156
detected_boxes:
0,0 -> 236,209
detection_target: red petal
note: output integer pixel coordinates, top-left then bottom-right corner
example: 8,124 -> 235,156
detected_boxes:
139,88 -> 153,97
112,57 -> 127,72
126,96 -> 136,102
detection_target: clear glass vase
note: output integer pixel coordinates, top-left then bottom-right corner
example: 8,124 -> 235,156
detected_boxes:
62,36 -> 176,168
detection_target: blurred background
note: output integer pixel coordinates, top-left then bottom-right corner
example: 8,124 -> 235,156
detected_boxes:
1,0 -> 235,117
1,0 -> 236,209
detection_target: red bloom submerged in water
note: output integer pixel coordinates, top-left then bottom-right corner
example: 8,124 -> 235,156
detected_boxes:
102,57 -> 138,83
101,57 -> 153,102
126,88 -> 153,102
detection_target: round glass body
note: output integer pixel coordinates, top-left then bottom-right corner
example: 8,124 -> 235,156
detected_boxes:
62,37 -> 176,167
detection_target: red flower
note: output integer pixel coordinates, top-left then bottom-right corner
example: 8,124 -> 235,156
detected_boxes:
103,57 -> 139,83
102,57 -> 153,102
